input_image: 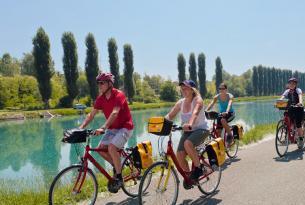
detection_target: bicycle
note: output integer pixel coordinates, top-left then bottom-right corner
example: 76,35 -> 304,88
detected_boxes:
138,124 -> 222,205
205,111 -> 239,159
48,129 -> 150,205
275,105 -> 305,157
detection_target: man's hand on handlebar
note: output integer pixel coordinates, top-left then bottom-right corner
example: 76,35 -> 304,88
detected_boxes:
94,128 -> 105,135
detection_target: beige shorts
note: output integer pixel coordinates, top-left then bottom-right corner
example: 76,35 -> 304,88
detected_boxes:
99,128 -> 133,149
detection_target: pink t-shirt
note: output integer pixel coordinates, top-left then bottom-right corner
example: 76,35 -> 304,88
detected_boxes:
94,88 -> 134,130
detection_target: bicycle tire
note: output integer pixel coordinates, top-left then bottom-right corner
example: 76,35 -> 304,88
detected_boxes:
121,154 -> 151,197
138,161 -> 179,205
49,164 -> 98,205
276,119 -> 284,131
225,136 -> 239,159
275,124 -> 289,157
197,154 -> 221,195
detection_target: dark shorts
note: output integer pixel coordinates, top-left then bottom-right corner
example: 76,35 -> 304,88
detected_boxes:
217,112 -> 235,128
288,106 -> 304,128
177,129 -> 209,152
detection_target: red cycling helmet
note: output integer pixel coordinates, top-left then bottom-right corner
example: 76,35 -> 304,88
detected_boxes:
96,72 -> 115,84
288,77 -> 298,83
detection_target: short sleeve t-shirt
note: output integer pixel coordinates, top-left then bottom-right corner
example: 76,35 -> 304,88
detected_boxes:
282,88 -> 302,97
282,88 -> 302,105
94,88 -> 134,130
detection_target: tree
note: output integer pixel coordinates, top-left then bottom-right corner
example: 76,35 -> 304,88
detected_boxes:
62,32 -> 79,106
188,53 -> 197,86
123,44 -> 135,103
32,27 -> 53,108
160,81 -> 178,102
85,33 -> 99,101
252,66 -> 259,96
0,53 -> 21,76
215,56 -> 223,91
21,53 -> 35,76
197,53 -> 207,98
108,38 -> 120,88
177,53 -> 186,82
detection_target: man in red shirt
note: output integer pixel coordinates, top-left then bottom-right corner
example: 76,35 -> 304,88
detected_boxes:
79,72 -> 134,191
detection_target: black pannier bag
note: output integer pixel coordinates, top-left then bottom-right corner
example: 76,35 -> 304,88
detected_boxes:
62,128 -> 88,143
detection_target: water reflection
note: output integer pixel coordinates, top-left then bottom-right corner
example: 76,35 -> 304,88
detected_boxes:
0,100 -> 280,190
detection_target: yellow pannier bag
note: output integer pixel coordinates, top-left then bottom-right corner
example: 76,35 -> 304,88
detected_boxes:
232,124 -> 244,140
132,141 -> 153,169
206,138 -> 226,166
148,117 -> 173,136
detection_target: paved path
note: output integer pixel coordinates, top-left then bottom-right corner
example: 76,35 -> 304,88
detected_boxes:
96,136 -> 305,205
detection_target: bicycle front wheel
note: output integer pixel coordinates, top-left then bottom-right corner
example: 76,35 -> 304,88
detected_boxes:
275,124 -> 289,157
225,136 -> 239,159
197,155 -> 221,195
139,161 -> 179,205
49,165 -> 98,205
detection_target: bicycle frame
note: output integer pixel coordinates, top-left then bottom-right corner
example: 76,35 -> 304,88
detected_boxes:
210,118 -> 228,146
283,111 -> 296,143
159,131 -> 214,189
73,138 -> 129,193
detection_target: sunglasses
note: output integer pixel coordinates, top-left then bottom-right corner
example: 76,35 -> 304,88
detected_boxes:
97,81 -> 107,85
218,87 -> 226,90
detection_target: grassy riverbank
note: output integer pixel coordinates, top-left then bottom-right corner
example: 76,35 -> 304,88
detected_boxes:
0,95 -> 280,121
0,102 -> 175,121
0,122 -> 277,205
241,123 -> 276,145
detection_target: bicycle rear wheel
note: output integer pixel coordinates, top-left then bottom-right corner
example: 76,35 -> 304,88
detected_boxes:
197,154 -> 221,195
121,155 -> 151,197
275,124 -> 289,157
139,161 -> 179,205
49,164 -> 98,205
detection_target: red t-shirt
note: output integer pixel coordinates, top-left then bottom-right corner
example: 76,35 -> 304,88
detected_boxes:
94,88 -> 134,130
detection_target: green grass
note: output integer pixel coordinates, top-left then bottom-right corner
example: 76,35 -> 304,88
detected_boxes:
0,102 -> 175,121
241,123 -> 276,145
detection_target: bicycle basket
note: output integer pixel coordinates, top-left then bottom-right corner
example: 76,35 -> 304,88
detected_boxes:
62,128 -> 88,143
274,99 -> 288,110
148,117 -> 173,136
205,111 -> 219,120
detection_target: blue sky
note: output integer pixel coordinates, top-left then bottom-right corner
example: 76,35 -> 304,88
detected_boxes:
1,0 -> 305,80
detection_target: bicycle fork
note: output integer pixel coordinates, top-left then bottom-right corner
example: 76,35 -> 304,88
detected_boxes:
157,160 -> 173,192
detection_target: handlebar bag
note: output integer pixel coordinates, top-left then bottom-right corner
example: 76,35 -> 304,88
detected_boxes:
148,117 -> 173,136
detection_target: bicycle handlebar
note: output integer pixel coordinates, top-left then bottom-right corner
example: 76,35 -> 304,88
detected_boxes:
172,124 -> 183,131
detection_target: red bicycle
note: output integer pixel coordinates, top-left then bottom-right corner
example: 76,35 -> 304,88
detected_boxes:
138,124 -> 222,205
49,129 -> 148,205
205,111 -> 239,158
275,105 -> 305,157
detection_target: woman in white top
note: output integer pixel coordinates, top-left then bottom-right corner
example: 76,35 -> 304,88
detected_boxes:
165,80 -> 209,182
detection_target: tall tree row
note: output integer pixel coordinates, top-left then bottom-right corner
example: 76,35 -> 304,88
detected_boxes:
252,66 -> 305,96
108,38 -> 120,88
85,33 -> 99,101
177,53 -> 186,83
62,32 -> 79,106
123,44 -> 135,103
32,27 -> 53,108
197,53 -> 207,98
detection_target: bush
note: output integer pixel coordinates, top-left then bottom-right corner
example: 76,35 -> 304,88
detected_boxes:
57,95 -> 73,108
160,81 -> 178,102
